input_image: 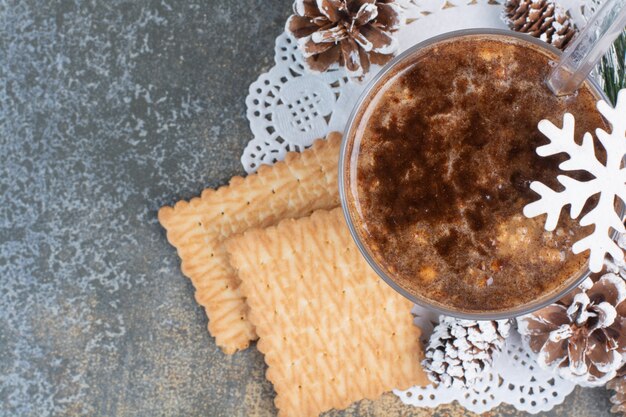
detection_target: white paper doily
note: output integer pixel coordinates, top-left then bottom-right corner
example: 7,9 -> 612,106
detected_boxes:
393,305 -> 576,414
242,0 -> 606,413
243,0 -> 605,173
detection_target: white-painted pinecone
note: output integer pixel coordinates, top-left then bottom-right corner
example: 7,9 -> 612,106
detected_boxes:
518,274 -> 626,387
608,365 -> 626,416
286,0 -> 402,78
503,0 -> 576,50
422,317 -> 511,388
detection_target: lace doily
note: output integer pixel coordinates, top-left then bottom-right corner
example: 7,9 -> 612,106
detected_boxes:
242,0 -> 606,413
243,0 -> 605,173
394,305 -> 576,414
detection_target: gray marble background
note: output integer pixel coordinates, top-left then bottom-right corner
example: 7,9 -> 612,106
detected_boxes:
0,1 -> 615,416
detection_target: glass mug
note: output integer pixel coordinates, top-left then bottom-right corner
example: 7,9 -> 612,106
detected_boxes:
339,29 -> 613,319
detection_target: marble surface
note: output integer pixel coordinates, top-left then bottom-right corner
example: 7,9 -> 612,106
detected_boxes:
0,1 -> 616,416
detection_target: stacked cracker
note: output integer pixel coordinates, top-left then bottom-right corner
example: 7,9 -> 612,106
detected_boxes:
159,133 -> 428,417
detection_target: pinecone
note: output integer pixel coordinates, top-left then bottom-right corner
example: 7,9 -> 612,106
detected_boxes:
517,274 -> 626,387
608,365 -> 626,416
286,0 -> 402,78
422,317 -> 511,388
504,0 -> 576,50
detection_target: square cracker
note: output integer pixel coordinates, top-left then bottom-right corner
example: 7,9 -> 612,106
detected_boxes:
225,208 -> 428,417
158,133 -> 341,354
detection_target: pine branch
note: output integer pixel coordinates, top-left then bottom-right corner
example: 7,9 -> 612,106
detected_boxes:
599,29 -> 626,105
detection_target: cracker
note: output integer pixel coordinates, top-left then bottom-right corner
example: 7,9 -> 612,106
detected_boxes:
158,133 -> 341,354
225,208 -> 428,417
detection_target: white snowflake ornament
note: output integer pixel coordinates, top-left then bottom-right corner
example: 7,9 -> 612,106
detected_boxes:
523,89 -> 626,272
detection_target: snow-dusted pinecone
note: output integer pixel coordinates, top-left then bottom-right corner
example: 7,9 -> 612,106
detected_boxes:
518,274 -> 626,387
608,366 -> 626,416
286,0 -> 402,78
422,317 -> 511,388
504,0 -> 576,50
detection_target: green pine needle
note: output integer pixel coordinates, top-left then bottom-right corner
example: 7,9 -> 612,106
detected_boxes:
598,29 -> 626,105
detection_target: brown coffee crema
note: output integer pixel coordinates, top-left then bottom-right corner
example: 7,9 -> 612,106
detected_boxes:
345,35 -> 604,313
